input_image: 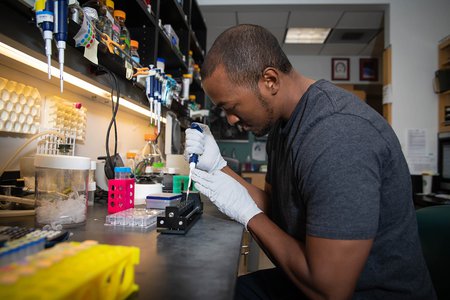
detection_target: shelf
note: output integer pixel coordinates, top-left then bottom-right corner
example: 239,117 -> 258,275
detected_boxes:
1,0 -> 207,125
158,28 -> 188,76
113,0 -> 157,27
440,60 -> 450,69
159,0 -> 189,31
439,37 -> 450,50
189,30 -> 205,63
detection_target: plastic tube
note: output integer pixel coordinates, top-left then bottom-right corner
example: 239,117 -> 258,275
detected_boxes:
0,130 -> 65,177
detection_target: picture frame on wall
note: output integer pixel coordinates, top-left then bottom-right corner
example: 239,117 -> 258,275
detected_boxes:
359,58 -> 378,81
331,58 -> 350,81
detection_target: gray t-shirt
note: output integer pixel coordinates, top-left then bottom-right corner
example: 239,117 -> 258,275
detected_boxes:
266,80 -> 435,299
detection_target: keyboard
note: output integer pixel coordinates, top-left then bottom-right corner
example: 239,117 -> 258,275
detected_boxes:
434,194 -> 450,200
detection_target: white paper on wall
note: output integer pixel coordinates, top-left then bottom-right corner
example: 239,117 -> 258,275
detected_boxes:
405,128 -> 437,175
382,84 -> 393,104
252,142 -> 266,161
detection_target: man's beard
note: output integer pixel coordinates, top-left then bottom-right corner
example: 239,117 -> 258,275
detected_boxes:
252,92 -> 274,137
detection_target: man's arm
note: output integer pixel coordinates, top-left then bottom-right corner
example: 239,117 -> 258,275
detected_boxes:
222,166 -> 270,213
247,214 -> 373,300
223,166 -> 371,299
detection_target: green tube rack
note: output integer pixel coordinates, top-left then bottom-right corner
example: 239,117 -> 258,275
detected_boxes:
0,241 -> 140,300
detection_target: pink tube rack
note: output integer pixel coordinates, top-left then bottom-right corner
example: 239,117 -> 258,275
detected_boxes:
108,179 -> 135,214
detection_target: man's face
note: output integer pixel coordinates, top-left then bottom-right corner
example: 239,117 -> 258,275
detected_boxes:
203,65 -> 275,137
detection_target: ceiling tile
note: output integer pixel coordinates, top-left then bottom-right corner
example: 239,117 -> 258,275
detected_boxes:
203,11 -> 237,27
336,11 -> 383,29
320,43 -> 366,55
266,27 -> 286,44
282,44 -> 323,56
359,31 -> 384,56
288,10 -> 343,28
327,29 -> 380,44
237,11 -> 289,28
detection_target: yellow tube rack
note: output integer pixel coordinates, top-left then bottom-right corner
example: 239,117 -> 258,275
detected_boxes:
0,241 -> 140,300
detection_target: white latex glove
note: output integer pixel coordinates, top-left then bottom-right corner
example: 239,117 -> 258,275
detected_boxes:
185,123 -> 226,173
191,169 -> 262,228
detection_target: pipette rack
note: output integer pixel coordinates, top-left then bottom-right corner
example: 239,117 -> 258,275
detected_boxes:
0,241 -> 140,300
157,191 -> 203,235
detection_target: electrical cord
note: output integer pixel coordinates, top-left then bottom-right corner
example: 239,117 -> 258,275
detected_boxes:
104,68 -> 120,179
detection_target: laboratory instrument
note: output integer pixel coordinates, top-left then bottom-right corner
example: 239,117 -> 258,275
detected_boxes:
157,191 -> 203,235
186,123 -> 203,201
54,0 -> 69,92
35,0 -> 54,80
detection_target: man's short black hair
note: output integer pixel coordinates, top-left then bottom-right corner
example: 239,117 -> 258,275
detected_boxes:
201,24 -> 292,91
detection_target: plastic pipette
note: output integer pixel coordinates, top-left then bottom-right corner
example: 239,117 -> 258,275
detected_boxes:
35,0 -> 54,79
187,123 -> 203,201
54,0 -> 68,92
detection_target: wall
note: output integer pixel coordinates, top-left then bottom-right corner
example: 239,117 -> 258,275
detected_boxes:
199,0 -> 450,173
0,62 -> 153,172
288,55 -> 381,85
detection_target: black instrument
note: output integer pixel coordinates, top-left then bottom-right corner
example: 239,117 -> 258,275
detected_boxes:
157,192 -> 203,235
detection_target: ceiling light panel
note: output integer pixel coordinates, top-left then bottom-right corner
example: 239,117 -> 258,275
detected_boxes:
285,28 -> 331,44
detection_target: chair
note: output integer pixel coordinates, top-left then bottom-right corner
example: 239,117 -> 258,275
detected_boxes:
416,205 -> 450,299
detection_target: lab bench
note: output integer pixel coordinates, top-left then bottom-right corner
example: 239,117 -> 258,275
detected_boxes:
0,199 -> 244,300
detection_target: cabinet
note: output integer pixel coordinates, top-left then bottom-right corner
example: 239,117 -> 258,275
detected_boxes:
438,37 -> 450,133
0,0 -> 207,123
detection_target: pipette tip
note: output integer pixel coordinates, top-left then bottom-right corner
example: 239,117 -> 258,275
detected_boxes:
47,56 -> 51,79
60,63 -> 64,93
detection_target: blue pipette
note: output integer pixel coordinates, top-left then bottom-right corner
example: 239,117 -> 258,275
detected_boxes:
187,123 -> 203,201
35,0 -> 54,79
54,0 -> 68,92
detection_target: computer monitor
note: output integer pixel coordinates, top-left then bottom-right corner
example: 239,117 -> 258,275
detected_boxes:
437,132 -> 450,193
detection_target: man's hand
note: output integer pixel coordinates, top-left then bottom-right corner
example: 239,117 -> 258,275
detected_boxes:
191,168 -> 262,228
185,123 -> 226,173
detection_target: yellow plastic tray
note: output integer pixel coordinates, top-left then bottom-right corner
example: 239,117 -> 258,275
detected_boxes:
0,241 -> 140,300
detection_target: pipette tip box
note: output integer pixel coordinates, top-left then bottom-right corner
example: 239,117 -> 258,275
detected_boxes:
146,193 -> 182,209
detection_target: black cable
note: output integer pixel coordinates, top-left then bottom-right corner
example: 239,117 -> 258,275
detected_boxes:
104,68 -> 120,178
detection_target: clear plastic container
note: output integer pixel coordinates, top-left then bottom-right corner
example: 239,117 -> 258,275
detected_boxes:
34,154 -> 91,228
114,166 -> 132,179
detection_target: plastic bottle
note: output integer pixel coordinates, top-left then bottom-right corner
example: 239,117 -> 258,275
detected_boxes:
125,151 -> 137,171
182,73 -> 192,102
130,40 -> 140,64
187,50 -> 195,83
106,0 -> 120,44
113,10 -> 130,58
193,64 -> 201,81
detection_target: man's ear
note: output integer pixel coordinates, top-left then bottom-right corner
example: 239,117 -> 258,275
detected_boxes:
261,67 -> 280,95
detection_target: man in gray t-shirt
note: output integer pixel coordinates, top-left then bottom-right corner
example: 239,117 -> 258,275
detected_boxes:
266,79 -> 435,298
186,24 -> 436,299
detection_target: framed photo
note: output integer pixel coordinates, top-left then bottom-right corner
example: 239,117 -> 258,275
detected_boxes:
359,58 -> 378,81
331,58 -> 350,81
